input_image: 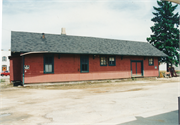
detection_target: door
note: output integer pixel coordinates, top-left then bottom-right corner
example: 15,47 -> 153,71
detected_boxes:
2,65 -> 7,71
132,62 -> 136,75
136,62 -> 142,75
131,61 -> 143,76
80,55 -> 89,73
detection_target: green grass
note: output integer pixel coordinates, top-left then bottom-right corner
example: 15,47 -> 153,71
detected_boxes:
107,80 -> 112,83
1,79 -> 5,83
176,71 -> 180,73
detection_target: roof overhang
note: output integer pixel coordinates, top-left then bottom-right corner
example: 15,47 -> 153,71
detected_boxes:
20,51 -> 49,56
19,51 -> 167,57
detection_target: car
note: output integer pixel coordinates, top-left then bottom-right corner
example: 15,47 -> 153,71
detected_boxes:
1,71 -> 10,76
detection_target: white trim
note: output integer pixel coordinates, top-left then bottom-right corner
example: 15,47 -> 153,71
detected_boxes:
20,51 -> 49,56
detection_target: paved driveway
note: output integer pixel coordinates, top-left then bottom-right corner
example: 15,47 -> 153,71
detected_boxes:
0,78 -> 179,125
0,75 -> 9,79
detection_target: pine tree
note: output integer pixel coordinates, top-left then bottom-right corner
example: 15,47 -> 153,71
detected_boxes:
147,0 -> 179,69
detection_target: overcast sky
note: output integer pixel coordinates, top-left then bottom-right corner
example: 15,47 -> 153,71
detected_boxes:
1,0 -> 179,50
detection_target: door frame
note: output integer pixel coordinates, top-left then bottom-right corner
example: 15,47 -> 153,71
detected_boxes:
131,60 -> 144,77
80,55 -> 89,73
2,65 -> 7,71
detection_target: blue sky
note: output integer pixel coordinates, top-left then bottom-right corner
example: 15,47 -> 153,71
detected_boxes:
1,0 -> 179,50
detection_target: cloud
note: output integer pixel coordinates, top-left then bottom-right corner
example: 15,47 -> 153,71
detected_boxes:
2,0 -> 166,50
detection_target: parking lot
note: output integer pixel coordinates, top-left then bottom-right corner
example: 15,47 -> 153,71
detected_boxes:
0,75 -> 9,79
0,77 -> 179,125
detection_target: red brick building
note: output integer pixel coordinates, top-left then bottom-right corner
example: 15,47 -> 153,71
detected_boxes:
10,30 -> 167,85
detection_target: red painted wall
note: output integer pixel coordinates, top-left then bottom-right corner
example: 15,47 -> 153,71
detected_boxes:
144,57 -> 159,76
10,56 -> 22,81
24,54 -> 44,76
24,54 -> 80,76
15,54 -> 159,83
54,54 -> 80,73
89,55 -> 130,72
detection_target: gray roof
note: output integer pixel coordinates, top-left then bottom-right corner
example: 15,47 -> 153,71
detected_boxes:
11,31 -> 167,57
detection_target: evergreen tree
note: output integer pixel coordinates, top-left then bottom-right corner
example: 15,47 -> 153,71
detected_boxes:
147,0 -> 179,69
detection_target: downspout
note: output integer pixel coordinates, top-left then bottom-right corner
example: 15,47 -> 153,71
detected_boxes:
142,61 -> 144,77
158,57 -> 160,77
22,55 -> 24,86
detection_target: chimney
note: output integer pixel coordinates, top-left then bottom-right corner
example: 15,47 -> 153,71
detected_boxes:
61,28 -> 66,35
42,33 -> 45,39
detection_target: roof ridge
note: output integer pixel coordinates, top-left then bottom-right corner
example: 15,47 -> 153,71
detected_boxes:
11,31 -> 147,43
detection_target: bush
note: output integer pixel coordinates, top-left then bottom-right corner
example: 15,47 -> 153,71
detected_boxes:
132,77 -> 136,80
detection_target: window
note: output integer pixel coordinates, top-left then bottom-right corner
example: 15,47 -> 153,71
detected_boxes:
100,56 -> 107,66
80,55 -> 89,72
149,58 -> 154,66
109,56 -> 116,66
2,56 -> 7,62
44,55 -> 54,73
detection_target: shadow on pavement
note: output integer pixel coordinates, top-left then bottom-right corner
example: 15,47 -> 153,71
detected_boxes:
118,110 -> 178,125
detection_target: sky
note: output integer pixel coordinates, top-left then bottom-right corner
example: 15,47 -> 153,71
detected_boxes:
1,0 -> 179,50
